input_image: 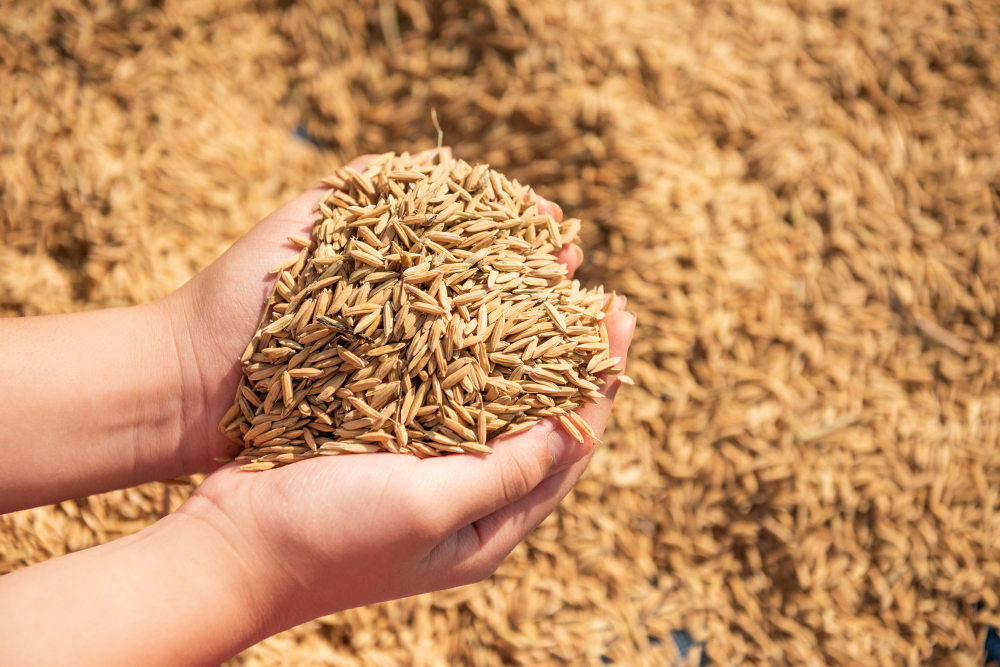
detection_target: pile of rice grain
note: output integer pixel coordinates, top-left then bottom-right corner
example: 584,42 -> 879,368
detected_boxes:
221,152 -> 622,469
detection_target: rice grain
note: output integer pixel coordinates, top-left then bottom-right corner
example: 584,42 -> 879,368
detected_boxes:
222,154 -> 621,467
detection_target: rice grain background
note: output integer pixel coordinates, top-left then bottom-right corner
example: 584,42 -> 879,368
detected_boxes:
2,0 -> 1000,664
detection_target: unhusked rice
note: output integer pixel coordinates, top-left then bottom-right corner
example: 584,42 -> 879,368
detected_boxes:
220,152 -> 622,469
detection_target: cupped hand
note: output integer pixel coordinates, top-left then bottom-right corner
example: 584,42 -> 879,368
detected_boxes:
164,150 -> 635,629
182,301 -> 633,630
165,148 -> 582,472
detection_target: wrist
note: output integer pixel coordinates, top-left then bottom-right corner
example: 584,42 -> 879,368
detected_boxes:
126,300 -> 191,474
139,508 -> 281,655
0,503 -> 281,666
169,489 -> 307,643
155,287 -> 244,475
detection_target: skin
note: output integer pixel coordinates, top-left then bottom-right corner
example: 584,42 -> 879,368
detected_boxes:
0,150 -> 637,666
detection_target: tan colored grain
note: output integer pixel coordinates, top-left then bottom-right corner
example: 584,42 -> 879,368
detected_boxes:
224,154 -> 616,468
5,1 -> 1000,664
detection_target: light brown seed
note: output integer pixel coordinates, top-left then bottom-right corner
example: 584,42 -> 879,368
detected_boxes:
225,154 -> 619,472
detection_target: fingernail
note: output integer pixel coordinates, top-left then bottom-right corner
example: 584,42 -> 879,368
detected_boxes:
547,421 -> 588,471
616,295 -> 628,311
626,309 -> 638,332
553,202 -> 564,220
571,243 -> 584,264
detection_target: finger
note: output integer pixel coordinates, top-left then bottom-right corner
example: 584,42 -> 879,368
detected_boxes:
556,243 -> 583,278
469,307 -> 635,525
547,306 -> 634,452
569,306 -> 636,437
605,292 -> 627,313
411,309 -> 637,536
408,418 -> 588,542
423,455 -> 582,587
423,309 -> 637,584
535,195 -> 581,277
536,196 -> 563,221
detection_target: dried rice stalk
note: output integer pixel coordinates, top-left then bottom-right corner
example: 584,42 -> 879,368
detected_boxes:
220,153 -> 621,468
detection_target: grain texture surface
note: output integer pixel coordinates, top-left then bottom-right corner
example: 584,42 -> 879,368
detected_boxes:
2,1 -> 1000,664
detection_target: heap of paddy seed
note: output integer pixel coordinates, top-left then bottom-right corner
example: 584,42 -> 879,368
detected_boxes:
219,151 -> 624,470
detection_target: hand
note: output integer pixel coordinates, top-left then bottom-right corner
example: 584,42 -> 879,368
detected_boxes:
165,147 -> 636,629
178,300 -> 634,633
163,148 -> 586,472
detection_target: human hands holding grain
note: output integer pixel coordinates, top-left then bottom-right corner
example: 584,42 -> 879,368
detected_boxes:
0,149 -> 636,666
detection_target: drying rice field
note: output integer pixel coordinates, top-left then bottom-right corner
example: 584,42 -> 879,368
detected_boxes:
2,0 -> 1000,664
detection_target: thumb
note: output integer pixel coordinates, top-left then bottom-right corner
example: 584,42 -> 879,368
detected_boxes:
411,306 -> 635,535
410,415 -> 591,541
